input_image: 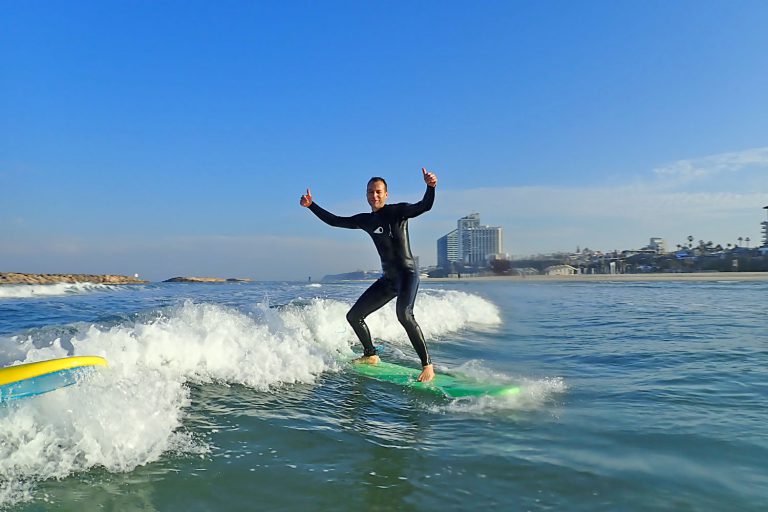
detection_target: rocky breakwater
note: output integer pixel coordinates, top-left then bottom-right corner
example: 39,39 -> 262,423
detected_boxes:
0,272 -> 148,285
163,277 -> 253,283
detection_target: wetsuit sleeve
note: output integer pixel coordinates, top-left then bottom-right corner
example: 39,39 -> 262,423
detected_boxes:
308,202 -> 360,229
399,185 -> 435,219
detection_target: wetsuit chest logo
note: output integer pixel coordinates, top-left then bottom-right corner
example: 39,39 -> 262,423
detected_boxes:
373,227 -> 384,234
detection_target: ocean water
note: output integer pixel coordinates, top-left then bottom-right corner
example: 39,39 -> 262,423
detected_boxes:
0,279 -> 766,511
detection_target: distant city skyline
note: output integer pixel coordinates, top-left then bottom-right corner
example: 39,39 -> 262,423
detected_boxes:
434,203 -> 768,272
2,2 -> 768,281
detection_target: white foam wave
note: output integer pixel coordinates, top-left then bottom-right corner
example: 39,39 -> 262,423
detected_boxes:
0,290 -> 500,506
430,360 -> 568,415
353,289 -> 502,346
0,282 -> 121,299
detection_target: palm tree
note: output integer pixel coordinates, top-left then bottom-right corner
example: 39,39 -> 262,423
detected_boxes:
738,236 -> 743,247
746,237 -> 751,248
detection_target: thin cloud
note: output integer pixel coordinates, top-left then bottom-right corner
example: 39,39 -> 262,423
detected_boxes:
653,146 -> 768,184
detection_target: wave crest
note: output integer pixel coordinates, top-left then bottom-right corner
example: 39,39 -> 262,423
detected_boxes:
0,283 -> 123,299
0,289 -> 501,506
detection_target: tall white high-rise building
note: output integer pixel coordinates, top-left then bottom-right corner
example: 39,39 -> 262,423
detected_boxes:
762,206 -> 768,247
466,226 -> 504,265
437,213 -> 504,268
457,213 -> 480,262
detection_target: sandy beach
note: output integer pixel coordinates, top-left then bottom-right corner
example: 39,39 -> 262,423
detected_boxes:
426,272 -> 768,283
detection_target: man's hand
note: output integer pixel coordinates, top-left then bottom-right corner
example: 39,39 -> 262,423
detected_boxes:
300,188 -> 313,207
422,168 -> 437,188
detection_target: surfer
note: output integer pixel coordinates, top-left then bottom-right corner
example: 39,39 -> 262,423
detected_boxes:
300,168 -> 438,382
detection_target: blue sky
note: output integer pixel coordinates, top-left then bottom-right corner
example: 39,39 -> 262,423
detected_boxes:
2,0 -> 767,281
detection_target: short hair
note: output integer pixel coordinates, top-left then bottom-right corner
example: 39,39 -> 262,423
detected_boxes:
367,177 -> 388,191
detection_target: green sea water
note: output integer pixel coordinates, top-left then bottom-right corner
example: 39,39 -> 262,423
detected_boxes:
1,280 -> 766,510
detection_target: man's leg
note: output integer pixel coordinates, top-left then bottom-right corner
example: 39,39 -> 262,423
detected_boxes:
395,272 -> 431,368
347,278 -> 396,358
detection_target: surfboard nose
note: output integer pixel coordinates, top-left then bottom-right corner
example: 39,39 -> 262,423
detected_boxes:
0,356 -> 109,402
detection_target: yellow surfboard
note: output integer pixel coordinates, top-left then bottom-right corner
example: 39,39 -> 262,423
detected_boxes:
0,355 -> 108,402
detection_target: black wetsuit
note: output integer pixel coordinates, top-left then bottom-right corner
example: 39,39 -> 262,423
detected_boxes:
308,186 -> 435,366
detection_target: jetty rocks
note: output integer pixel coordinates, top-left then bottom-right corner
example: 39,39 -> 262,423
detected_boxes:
0,272 -> 147,285
163,277 -> 253,283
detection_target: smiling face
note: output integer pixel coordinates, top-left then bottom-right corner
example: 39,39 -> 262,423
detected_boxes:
366,178 -> 388,212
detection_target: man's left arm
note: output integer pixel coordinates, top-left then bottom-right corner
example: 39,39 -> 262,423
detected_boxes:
401,168 -> 437,218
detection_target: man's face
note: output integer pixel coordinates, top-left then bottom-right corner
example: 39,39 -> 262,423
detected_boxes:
367,180 -> 388,211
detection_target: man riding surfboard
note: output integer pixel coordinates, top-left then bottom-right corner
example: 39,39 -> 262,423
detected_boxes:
300,168 -> 438,382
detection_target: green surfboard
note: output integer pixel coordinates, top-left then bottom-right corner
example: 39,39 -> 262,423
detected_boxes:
350,360 -> 520,398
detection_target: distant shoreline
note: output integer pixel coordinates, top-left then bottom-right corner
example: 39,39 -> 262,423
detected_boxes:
4,271 -> 767,286
0,273 -> 255,285
425,272 -> 768,283
0,272 -> 147,285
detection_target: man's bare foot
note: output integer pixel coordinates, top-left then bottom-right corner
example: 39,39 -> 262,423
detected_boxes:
353,355 -> 380,365
417,364 -> 435,382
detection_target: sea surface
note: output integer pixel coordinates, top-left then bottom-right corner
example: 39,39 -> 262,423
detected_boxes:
0,279 -> 766,511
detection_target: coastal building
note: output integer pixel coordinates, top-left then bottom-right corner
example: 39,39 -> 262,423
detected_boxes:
544,264 -> 577,276
437,230 -> 459,268
456,213 -> 480,261
762,206 -> 768,247
465,225 -> 504,265
437,213 -> 504,268
648,237 -> 666,254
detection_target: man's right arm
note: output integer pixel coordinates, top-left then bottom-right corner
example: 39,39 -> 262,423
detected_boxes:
308,202 -> 360,229
300,187 -> 359,229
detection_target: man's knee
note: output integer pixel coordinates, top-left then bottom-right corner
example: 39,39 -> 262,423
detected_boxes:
396,306 -> 415,326
347,309 -> 361,326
